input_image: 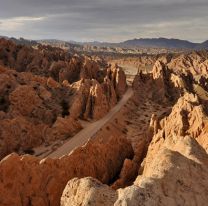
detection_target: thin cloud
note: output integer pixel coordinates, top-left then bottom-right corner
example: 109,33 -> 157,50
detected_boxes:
0,16 -> 46,31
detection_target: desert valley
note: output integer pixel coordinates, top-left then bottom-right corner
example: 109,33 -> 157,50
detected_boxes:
0,36 -> 208,205
1,1 -> 208,205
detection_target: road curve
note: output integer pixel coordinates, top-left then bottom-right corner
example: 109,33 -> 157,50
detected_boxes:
46,87 -> 133,159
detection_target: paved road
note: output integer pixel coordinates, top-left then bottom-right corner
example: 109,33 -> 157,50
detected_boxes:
46,87 -> 133,158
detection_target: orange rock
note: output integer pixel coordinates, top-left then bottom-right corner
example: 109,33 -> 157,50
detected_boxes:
0,134 -> 133,206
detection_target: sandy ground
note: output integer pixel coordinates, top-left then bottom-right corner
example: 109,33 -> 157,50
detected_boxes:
92,94 -> 171,163
120,98 -> 170,158
119,64 -> 153,85
119,65 -> 138,85
35,65 -> 168,160
36,88 -> 133,158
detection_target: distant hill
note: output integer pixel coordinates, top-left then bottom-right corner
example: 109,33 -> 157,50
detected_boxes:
197,40 -> 208,49
82,38 -> 208,50
1,35 -> 208,50
121,38 -> 198,49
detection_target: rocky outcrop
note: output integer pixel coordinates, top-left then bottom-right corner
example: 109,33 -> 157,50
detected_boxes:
0,38 -> 101,84
80,57 -> 99,80
109,55 -> 158,71
161,92 -> 208,152
0,63 -> 127,158
167,51 -> 208,76
59,53 -> 208,205
69,65 -> 127,120
61,92 -> 208,205
61,177 -> 117,206
0,68 -> 83,158
133,60 -> 192,104
0,134 -> 133,206
69,79 -> 109,120
111,158 -> 138,190
0,39 -> 128,158
107,64 -> 127,98
84,79 -> 109,119
9,85 -> 43,116
114,136 -> 208,206
60,136 -> 208,206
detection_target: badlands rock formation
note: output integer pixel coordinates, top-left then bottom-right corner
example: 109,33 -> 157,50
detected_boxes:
67,134 -> 208,206
0,133 -> 133,206
59,52 -> 208,205
0,39 -> 127,158
0,40 -> 208,206
0,66 -> 83,158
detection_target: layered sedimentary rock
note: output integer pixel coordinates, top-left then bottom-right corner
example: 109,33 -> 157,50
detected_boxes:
62,138 -> 208,206
0,63 -> 127,158
114,136 -> 208,206
0,65 -> 127,157
166,51 -> 208,76
107,64 -> 127,98
112,90 -> 208,205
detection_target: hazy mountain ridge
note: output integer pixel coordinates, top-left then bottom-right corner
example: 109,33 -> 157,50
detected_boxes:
1,36 -> 208,50
121,38 -> 197,48
88,38 -> 208,49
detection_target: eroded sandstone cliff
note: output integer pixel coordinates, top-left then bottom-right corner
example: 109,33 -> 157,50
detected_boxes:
0,41 -> 208,206
0,39 -> 127,159
59,52 -> 208,206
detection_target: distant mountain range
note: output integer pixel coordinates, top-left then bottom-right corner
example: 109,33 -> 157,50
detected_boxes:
86,38 -> 208,49
120,38 -> 208,49
1,36 -> 208,50
121,38 -> 197,49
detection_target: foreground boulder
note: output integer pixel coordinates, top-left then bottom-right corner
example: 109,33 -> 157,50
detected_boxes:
61,177 -> 117,206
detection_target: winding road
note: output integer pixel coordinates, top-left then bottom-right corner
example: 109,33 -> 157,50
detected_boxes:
46,87 -> 133,158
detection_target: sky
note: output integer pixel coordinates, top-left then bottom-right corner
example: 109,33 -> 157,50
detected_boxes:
0,0 -> 208,43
